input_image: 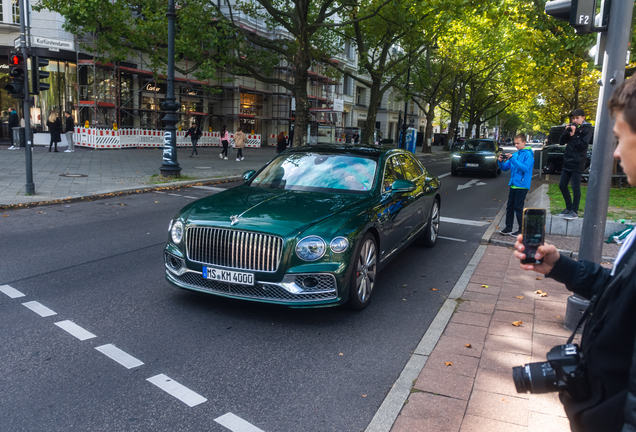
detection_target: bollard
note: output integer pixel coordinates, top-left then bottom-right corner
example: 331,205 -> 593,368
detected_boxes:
564,294 -> 589,331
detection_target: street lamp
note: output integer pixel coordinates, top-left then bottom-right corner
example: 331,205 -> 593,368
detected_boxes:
159,0 -> 182,178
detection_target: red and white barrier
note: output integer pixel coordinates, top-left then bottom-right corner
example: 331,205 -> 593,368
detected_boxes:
74,127 -> 262,149
267,134 -> 289,147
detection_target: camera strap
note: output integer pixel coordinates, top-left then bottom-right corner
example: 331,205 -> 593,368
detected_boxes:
566,294 -> 599,345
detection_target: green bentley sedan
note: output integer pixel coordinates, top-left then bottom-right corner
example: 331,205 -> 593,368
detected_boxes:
164,144 -> 441,310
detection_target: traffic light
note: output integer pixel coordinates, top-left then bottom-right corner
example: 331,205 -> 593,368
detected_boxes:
545,0 -> 597,34
30,56 -> 50,94
5,53 -> 26,97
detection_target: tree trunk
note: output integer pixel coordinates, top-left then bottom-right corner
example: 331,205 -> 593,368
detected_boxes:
292,42 -> 311,147
423,107 -> 435,153
361,76 -> 384,145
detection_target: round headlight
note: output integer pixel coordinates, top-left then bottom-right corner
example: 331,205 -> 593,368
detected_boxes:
171,220 -> 184,244
296,236 -> 326,261
330,237 -> 349,253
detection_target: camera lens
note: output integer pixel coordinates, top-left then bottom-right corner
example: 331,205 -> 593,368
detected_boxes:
512,362 -> 559,394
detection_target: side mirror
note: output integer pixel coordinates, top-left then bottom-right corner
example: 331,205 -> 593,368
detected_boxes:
242,170 -> 256,181
391,179 -> 416,194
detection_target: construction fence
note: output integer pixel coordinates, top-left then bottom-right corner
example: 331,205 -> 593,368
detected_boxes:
72,127 -> 262,150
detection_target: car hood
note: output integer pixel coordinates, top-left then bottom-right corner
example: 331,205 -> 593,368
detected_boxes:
184,186 -> 370,236
453,150 -> 497,156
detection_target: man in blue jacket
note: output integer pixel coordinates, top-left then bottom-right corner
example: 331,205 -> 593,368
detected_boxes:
498,133 -> 534,236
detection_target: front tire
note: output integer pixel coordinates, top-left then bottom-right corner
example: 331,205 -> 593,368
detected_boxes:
420,199 -> 440,247
347,233 -> 377,310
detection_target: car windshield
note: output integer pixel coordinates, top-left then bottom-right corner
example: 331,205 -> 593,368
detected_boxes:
249,153 -> 378,193
462,139 -> 495,152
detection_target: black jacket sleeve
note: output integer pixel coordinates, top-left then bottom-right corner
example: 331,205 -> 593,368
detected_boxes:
623,344 -> 636,431
547,254 -> 613,300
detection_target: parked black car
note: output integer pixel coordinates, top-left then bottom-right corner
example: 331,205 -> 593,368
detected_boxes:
451,139 -> 501,177
542,144 -> 592,174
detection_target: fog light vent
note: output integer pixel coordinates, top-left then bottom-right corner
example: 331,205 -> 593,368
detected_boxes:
302,277 -> 318,288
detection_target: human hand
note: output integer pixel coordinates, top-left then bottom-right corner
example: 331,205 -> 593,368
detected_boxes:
513,234 -> 561,274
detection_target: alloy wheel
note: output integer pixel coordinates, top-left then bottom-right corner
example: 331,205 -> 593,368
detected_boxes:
430,201 -> 440,243
356,239 -> 377,303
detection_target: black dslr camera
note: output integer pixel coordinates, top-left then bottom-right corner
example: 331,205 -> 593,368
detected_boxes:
566,124 -> 575,134
512,343 -> 590,400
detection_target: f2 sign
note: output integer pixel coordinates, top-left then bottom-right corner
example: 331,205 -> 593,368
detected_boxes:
578,14 -> 590,25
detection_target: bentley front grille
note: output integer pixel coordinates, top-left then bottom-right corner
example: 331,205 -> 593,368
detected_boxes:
186,227 -> 283,272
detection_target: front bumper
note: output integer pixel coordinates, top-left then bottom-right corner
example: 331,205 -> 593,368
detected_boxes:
164,249 -> 344,307
452,159 -> 497,172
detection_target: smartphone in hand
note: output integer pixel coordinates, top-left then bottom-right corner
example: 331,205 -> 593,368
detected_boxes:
521,208 -> 546,265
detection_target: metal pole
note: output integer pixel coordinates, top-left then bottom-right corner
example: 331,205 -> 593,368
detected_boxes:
21,0 -> 34,195
564,0 -> 634,331
159,0 -> 181,177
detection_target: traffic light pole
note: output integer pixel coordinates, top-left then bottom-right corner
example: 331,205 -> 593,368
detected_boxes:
20,0 -> 34,195
564,0 -> 634,330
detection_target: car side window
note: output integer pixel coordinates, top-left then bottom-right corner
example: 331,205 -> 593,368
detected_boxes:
399,154 -> 424,181
383,156 -> 406,191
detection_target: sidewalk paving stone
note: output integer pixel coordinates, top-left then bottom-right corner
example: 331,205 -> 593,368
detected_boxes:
495,300 -> 535,314
466,390 -> 529,426
443,322 -> 489,343
414,368 -> 475,400
474,369 -> 529,399
459,415 -> 528,432
484,334 -> 533,355
391,392 -> 467,432
487,321 -> 534,340
478,349 -> 533,374
457,301 -> 496,315
425,351 -> 481,378
450,310 -> 492,327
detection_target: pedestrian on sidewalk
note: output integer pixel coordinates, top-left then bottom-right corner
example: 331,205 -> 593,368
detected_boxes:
513,77 -> 636,432
497,133 -> 534,236
64,111 -> 75,153
288,126 -> 294,148
47,112 -> 62,153
185,122 -> 201,157
234,127 -> 246,161
8,107 -> 19,149
276,130 -> 287,153
557,108 -> 592,221
353,131 -> 360,144
220,125 -> 229,160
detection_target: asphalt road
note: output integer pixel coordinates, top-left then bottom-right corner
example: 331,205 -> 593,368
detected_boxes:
0,152 -> 511,432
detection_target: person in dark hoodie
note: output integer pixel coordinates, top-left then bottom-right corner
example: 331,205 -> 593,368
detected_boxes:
512,76 -> 636,432
185,122 -> 201,157
558,108 -> 593,220
497,133 -> 534,236
8,107 -> 19,149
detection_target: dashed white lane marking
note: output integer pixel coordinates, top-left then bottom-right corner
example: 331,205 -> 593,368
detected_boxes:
22,301 -> 57,317
95,344 -> 144,369
147,374 -> 207,407
184,196 -> 198,199
215,413 -> 265,432
0,284 -> 25,298
168,193 -> 181,196
439,236 -> 467,242
191,185 -> 226,192
438,172 -> 451,178
440,216 -> 490,227
54,320 -> 97,341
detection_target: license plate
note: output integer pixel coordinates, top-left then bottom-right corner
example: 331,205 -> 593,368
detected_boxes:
202,267 -> 254,286
466,163 -> 479,167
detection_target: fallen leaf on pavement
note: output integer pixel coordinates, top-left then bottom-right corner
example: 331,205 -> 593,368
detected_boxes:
154,201 -> 159,203
339,353 -> 344,356
362,395 -> 367,397
445,362 -> 453,367
487,220 -> 492,222
481,285 -> 489,288
502,398 -> 508,403
516,296 -> 524,299
512,321 -> 523,326
402,284 -> 407,287
431,288 -> 437,291
540,292 -> 548,297
557,315 -> 562,318
465,344 -> 472,348
496,226 -> 500,229
536,277 -> 542,280
534,290 -> 544,295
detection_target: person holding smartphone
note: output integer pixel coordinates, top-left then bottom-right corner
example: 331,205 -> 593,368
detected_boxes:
558,108 -> 592,220
497,134 -> 534,236
513,78 -> 636,432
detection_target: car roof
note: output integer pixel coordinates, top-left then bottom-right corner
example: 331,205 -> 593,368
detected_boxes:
286,143 -> 401,158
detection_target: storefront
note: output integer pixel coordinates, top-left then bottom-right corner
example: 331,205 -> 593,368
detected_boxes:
239,92 -> 263,134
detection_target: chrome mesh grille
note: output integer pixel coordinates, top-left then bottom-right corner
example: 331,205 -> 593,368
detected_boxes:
167,272 -> 337,302
186,227 -> 283,272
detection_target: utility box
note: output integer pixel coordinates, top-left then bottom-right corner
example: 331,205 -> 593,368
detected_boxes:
405,128 -> 417,154
12,127 -> 25,148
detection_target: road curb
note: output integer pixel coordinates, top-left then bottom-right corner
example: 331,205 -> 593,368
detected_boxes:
365,244 -> 487,432
0,175 -> 242,209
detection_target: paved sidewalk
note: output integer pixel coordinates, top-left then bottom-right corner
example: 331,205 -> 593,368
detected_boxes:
0,144 -> 279,207
389,243 -> 602,432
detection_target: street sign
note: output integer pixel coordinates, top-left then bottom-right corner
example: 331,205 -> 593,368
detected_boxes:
14,37 -> 20,49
